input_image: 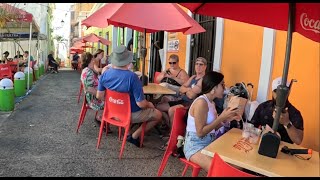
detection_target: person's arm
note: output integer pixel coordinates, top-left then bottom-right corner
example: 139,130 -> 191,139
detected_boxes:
274,108 -> 304,145
179,75 -> 195,94
250,104 -> 263,128
193,99 -> 239,137
156,69 -> 169,83
185,78 -> 202,100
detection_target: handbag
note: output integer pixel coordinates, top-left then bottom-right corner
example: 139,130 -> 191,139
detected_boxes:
160,77 -> 181,87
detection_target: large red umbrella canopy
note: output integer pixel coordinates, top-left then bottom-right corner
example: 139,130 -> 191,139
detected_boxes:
180,3 -> 320,134
179,3 -> 320,42
81,33 -> 111,46
73,41 -> 93,49
0,3 -> 33,23
70,47 -> 84,53
82,3 -> 205,35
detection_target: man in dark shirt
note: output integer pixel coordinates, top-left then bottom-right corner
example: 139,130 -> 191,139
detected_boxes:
251,77 -> 304,145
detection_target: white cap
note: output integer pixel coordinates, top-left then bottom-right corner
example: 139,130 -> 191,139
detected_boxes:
272,77 -> 290,91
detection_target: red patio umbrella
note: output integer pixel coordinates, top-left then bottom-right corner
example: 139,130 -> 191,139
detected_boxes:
82,3 -> 206,84
180,3 -> 320,157
70,47 -> 84,53
73,41 -> 93,49
81,33 -> 111,46
180,3 -> 319,43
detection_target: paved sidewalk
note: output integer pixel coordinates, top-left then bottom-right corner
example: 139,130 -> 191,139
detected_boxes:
0,68 -> 206,177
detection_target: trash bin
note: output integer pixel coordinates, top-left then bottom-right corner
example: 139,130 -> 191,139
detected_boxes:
24,67 -> 33,89
0,78 -> 14,111
14,72 -> 26,97
34,65 -> 40,81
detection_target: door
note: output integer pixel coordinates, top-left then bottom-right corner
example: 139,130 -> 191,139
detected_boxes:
149,31 -> 164,82
189,14 -> 216,75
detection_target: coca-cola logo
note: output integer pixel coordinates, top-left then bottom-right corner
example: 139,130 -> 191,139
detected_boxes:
109,96 -> 124,105
1,67 -> 9,71
300,13 -> 320,34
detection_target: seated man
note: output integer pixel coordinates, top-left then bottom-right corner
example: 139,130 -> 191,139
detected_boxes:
96,45 -> 162,147
251,77 -> 304,145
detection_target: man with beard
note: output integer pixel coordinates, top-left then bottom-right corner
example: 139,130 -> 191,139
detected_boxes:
251,77 -> 304,145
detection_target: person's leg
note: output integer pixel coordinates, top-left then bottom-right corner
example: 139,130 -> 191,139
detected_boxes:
131,108 -> 162,139
189,151 -> 212,172
168,104 -> 184,126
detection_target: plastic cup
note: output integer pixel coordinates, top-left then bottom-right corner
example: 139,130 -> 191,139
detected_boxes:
249,127 -> 262,144
242,122 -> 254,139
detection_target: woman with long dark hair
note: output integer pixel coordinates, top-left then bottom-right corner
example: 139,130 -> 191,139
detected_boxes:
183,71 -> 240,171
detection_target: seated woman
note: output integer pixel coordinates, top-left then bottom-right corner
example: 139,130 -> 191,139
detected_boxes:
80,52 -> 110,132
48,54 -> 59,73
183,71 -> 240,172
92,49 -> 104,75
156,54 -> 189,94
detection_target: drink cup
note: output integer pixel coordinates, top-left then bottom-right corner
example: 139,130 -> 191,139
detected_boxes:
249,127 -> 262,144
242,122 -> 254,139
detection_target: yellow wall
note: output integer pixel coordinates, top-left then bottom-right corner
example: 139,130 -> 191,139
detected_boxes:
221,20 -> 264,100
84,26 -> 113,55
272,31 -> 320,151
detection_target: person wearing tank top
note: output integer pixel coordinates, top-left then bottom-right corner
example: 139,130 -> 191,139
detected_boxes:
183,71 -> 241,172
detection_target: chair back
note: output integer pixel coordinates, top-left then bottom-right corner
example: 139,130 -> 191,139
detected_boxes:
166,108 -> 187,154
0,64 -> 13,80
103,89 -> 131,127
6,60 -> 18,73
207,153 -> 257,177
154,71 -> 161,84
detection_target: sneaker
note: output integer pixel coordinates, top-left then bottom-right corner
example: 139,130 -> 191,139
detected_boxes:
126,134 -> 141,147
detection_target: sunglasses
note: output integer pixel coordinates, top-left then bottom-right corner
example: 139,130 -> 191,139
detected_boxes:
195,63 -> 204,66
169,62 -> 177,65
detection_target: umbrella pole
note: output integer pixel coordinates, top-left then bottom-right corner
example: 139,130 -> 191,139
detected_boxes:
272,3 -> 295,132
27,22 -> 32,91
141,29 -> 147,86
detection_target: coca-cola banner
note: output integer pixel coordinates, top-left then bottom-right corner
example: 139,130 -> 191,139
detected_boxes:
0,3 -> 33,23
180,3 -> 320,42
296,3 -> 320,43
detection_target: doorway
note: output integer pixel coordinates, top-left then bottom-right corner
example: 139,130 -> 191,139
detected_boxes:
149,31 -> 164,82
189,14 -> 216,75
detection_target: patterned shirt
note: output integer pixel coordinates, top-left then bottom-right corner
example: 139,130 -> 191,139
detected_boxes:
251,100 -> 303,144
81,67 -> 104,111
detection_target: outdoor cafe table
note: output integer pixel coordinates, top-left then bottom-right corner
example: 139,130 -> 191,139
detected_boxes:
143,83 -> 176,95
201,128 -> 319,177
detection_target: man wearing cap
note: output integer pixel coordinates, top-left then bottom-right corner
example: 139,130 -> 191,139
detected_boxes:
1,51 -> 10,64
251,77 -> 304,145
96,45 -> 162,147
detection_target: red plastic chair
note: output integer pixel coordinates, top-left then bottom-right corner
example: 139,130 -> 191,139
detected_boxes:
96,89 -> 147,159
207,153 -> 257,177
76,88 -> 98,133
154,71 -> 161,84
6,60 -> 18,74
0,64 -> 13,80
77,82 -> 83,104
157,107 -> 202,177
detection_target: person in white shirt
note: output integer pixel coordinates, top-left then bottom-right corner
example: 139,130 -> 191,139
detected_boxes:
183,71 -> 240,172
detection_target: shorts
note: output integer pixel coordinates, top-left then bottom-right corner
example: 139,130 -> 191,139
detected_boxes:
131,108 -> 157,124
183,131 -> 216,161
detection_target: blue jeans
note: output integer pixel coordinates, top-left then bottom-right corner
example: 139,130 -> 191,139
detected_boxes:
183,131 -> 216,160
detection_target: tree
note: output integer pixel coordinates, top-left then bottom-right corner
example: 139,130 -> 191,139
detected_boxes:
53,35 -> 67,61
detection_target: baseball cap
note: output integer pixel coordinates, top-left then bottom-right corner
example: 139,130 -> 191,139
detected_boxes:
195,57 -> 207,65
272,77 -> 290,91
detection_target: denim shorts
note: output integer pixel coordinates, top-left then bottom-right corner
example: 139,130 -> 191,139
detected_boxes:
183,131 -> 216,161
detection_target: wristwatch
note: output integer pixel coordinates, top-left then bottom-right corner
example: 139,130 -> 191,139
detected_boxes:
284,121 -> 293,129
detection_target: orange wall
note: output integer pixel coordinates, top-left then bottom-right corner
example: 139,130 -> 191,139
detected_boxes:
221,20 -> 264,100
272,31 -> 320,151
166,32 -> 187,70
